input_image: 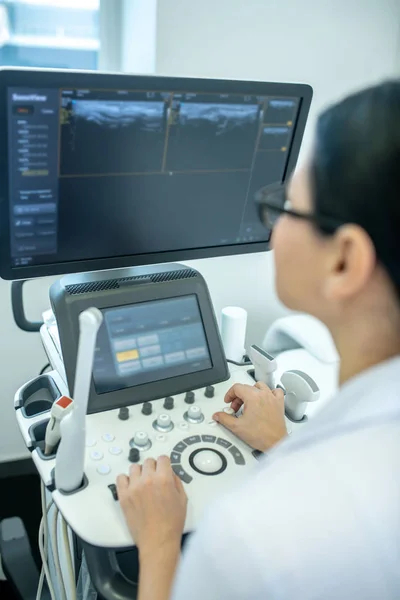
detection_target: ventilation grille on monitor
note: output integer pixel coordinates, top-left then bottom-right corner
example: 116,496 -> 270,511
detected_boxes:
65,269 -> 198,295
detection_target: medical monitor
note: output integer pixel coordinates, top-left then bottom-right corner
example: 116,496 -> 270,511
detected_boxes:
0,69 -> 312,280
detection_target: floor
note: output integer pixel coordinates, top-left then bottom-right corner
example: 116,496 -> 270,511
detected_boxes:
0,470 -> 42,600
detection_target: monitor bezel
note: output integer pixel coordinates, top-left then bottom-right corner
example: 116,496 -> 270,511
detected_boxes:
51,273 -> 230,413
0,68 -> 313,281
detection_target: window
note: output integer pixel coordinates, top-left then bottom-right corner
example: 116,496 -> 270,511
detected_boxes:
0,0 -> 100,69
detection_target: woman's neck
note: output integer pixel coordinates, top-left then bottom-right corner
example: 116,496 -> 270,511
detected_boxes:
334,315 -> 400,386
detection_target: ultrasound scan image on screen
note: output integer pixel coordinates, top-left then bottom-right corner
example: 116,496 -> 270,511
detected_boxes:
6,83 -> 302,272
92,296 -> 212,394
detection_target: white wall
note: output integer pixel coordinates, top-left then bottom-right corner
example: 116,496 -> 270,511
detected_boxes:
1,0 -> 399,463
120,0 -> 157,74
156,0 -> 400,156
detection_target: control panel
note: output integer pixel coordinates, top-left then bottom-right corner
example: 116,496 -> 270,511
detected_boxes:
15,363 -> 307,549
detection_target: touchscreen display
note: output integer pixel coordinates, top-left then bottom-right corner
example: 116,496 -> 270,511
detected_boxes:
92,295 -> 212,394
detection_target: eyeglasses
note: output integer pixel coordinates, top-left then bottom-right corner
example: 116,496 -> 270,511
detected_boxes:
254,183 -> 344,233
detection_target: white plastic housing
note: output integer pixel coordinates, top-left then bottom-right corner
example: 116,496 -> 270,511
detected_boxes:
55,307 -> 103,493
220,306 -> 247,362
280,369 -> 320,422
249,344 -> 277,388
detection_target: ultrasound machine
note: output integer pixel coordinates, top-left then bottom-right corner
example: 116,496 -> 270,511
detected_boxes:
0,68 -> 337,600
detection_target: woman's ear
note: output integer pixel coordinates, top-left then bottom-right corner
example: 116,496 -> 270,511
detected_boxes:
322,225 -> 377,301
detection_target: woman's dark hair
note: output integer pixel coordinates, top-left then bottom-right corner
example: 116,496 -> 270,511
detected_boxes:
311,80 -> 400,299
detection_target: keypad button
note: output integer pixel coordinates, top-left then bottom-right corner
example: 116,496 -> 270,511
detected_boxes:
216,438 -> 232,449
108,484 -> 118,501
170,451 -> 181,464
228,446 -> 246,465
109,446 -> 122,456
173,441 -> 187,453
183,435 -> 201,445
172,464 -> 193,484
102,433 -> 115,443
202,435 -> 216,443
90,450 -> 104,461
86,438 -> 96,447
97,464 -> 111,475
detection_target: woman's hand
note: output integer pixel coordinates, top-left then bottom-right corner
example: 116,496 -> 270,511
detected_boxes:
213,381 -> 288,452
116,456 -> 188,558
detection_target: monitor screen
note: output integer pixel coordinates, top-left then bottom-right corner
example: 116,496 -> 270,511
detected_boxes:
0,70 -> 312,279
92,295 -> 212,395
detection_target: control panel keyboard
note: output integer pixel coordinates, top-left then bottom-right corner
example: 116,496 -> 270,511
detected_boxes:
50,367 -> 272,548
18,365 -> 304,549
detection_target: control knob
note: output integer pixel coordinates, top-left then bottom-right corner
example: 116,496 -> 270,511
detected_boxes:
142,402 -> 152,416
130,431 -> 152,451
128,447 -> 140,463
153,413 -> 174,432
185,391 -> 195,404
118,407 -> 129,421
184,405 -> 204,424
204,386 -> 215,398
164,396 -> 174,410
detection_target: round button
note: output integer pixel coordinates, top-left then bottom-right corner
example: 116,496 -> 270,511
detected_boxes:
102,433 -> 115,443
86,438 -> 96,447
109,446 -> 122,456
134,431 -> 149,447
90,450 -> 103,461
97,464 -> 111,475
192,449 -> 224,474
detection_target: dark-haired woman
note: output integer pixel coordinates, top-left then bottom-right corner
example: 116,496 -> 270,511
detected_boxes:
117,81 -> 400,600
